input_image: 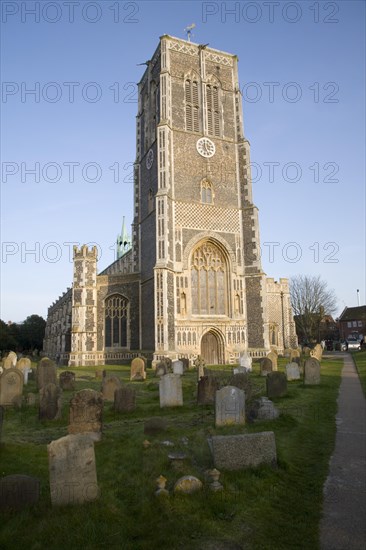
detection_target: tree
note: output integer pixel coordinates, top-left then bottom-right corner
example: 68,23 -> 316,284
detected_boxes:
0,320 -> 18,352
18,315 -> 46,352
290,275 -> 337,343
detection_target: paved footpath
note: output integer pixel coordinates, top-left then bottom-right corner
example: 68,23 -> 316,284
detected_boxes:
320,353 -> 366,549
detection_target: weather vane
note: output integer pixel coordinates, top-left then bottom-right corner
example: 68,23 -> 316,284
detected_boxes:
184,23 -> 196,42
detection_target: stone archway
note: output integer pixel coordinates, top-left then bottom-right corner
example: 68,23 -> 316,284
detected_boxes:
201,330 -> 224,365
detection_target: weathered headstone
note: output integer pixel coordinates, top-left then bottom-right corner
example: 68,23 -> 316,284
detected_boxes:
195,356 -> 205,380
68,389 -> 103,437
59,371 -> 76,391
144,417 -> 168,435
27,393 -> 36,406
37,358 -> 57,390
0,475 -> 40,510
130,357 -> 146,381
303,346 -> 311,356
0,405 -> 3,441
155,362 -> 168,377
39,383 -> 62,420
266,372 -> 287,398
48,434 -> 99,506
114,386 -> 136,413
16,358 -> 32,383
238,352 -> 252,372
181,358 -> 190,371
250,397 -> 279,421
173,476 -> 203,494
197,375 -> 219,405
3,351 -> 17,369
209,432 -> 277,470
267,351 -> 278,371
159,374 -> 183,407
260,357 -> 273,377
172,360 -> 184,375
101,376 -> 121,400
286,362 -> 301,381
0,368 -> 24,406
310,344 -> 322,362
289,349 -> 300,362
304,357 -> 321,385
215,386 -> 245,427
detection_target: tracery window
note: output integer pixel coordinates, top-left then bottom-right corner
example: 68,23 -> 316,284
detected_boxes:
201,179 -> 213,204
206,84 -> 220,137
105,294 -> 128,348
185,79 -> 200,132
191,242 -> 227,315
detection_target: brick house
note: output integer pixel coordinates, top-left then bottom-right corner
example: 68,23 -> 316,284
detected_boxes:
338,306 -> 366,341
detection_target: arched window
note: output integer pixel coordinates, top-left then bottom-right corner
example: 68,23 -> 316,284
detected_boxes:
191,242 -> 227,315
105,294 -> 129,348
201,179 -> 213,204
206,83 -> 220,137
185,78 -> 200,132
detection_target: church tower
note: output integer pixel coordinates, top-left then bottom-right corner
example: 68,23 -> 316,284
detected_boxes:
135,35 -> 270,364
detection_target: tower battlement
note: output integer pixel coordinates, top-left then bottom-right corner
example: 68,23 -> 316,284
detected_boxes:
73,245 -> 98,260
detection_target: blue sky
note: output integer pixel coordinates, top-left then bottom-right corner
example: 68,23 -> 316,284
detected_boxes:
1,0 -> 365,322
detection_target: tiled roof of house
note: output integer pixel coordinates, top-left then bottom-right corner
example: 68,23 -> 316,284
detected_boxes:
338,305 -> 366,322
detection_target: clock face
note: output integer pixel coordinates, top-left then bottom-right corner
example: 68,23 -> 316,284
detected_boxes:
196,137 -> 216,158
146,149 -> 154,169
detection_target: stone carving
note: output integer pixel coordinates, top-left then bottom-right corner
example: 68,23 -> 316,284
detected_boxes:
0,368 -> 24,406
68,389 -> 103,437
130,357 -> 146,381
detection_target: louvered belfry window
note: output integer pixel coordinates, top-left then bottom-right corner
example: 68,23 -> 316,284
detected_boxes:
206,84 -> 220,137
185,79 -> 200,133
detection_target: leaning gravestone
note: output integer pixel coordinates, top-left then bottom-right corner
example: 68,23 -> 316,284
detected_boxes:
159,374 -> 183,407
267,351 -> 278,371
266,372 -> 287,399
59,371 -> 75,391
101,376 -> 121,400
0,368 -> 24,406
215,386 -> 245,427
172,360 -> 184,375
197,375 -> 219,405
260,357 -> 273,377
130,357 -> 146,381
37,358 -> 57,390
209,432 -> 277,470
48,433 -> 99,506
114,387 -> 136,413
304,358 -> 321,385
3,351 -> 17,369
0,475 -> 40,510
68,389 -> 103,438
39,383 -> 62,420
286,362 -> 301,381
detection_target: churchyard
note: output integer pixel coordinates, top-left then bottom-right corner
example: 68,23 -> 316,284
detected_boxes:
0,352 -> 350,549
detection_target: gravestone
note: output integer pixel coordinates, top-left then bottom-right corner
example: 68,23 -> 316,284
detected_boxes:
303,346 -> 311,356
215,386 -> 245,427
260,357 -> 273,377
172,360 -> 184,375
209,432 -> 277,470
37,358 -> 57,390
68,389 -> 103,438
289,349 -> 300,362
197,375 -> 219,405
159,374 -> 183,407
16,358 -> 32,383
238,352 -> 252,372
310,344 -> 322,362
173,476 -> 203,494
286,362 -> 301,381
144,417 -> 168,436
155,362 -> 168,377
0,368 -> 24,406
0,475 -> 40,510
101,376 -> 121,400
266,372 -> 287,398
27,393 -> 36,406
39,383 -> 62,420
3,351 -> 17,369
181,358 -> 190,371
304,358 -> 321,385
59,371 -> 76,391
0,405 -> 3,441
48,434 -> 99,506
250,397 -> 279,421
130,358 -> 146,381
267,351 -> 278,371
114,387 -> 136,413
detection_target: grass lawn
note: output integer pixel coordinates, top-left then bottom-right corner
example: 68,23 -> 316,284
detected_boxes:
352,350 -> 366,398
0,355 -> 344,550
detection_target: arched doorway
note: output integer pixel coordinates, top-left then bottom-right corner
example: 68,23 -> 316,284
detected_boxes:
201,330 -> 224,365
